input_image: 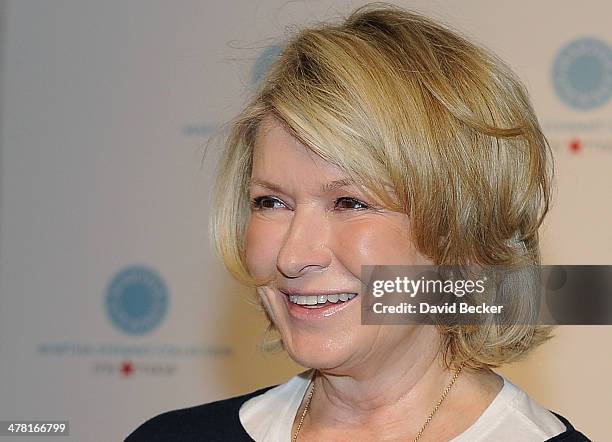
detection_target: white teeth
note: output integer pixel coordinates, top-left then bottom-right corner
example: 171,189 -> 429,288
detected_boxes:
287,293 -> 357,306
327,294 -> 339,303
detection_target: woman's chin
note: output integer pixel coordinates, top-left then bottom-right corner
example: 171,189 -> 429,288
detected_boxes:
282,332 -> 357,370
287,352 -> 347,371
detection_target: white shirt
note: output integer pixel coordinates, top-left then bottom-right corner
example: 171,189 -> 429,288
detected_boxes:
239,368 -> 567,441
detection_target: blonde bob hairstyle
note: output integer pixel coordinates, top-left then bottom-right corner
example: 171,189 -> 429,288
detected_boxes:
209,3 -> 554,370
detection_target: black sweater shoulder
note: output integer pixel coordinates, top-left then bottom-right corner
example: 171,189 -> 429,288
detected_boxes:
546,411 -> 592,441
125,387 -> 591,442
124,385 -> 275,442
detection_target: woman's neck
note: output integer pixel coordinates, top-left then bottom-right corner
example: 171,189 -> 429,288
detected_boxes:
313,326 -> 450,421
296,327 -> 503,439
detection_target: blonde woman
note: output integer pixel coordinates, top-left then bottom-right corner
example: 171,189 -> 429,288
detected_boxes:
127,4 -> 590,441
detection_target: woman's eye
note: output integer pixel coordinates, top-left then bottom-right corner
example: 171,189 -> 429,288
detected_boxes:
250,195 -> 371,211
250,196 -> 286,210
335,197 -> 370,210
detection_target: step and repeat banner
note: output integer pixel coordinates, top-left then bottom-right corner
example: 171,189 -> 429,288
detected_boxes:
0,1 -> 610,440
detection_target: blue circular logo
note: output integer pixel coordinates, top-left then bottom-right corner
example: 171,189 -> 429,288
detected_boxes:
552,37 -> 612,110
251,44 -> 285,86
105,265 -> 169,335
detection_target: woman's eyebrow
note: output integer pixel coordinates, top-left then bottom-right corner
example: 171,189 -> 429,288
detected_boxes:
320,178 -> 355,193
249,178 -> 355,195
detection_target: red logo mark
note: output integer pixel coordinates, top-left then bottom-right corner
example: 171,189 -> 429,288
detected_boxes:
569,138 -> 582,153
121,361 -> 134,377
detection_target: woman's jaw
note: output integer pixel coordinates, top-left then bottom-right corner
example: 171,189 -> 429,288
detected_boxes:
257,284 -> 364,369
258,284 -> 435,378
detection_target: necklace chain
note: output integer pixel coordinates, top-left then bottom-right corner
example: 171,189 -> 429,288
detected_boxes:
412,363 -> 464,441
291,374 -> 316,442
292,363 -> 464,442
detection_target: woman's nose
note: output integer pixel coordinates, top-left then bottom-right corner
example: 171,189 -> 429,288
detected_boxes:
276,207 -> 332,278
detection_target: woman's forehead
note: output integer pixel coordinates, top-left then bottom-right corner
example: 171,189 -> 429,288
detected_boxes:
249,175 -> 359,196
252,120 -> 346,178
250,118 -> 398,205
253,116 -> 307,157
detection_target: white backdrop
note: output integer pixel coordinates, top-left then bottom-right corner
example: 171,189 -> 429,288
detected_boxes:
0,1 -> 610,441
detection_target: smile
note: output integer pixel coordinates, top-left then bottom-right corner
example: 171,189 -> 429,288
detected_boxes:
288,293 -> 357,308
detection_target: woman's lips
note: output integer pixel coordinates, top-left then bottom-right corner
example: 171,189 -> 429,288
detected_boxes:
279,290 -> 360,320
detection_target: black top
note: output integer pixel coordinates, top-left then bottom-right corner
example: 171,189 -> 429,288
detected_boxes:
125,385 -> 591,441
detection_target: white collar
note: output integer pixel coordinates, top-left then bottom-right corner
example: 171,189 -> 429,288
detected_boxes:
239,368 -> 315,441
238,369 -> 518,442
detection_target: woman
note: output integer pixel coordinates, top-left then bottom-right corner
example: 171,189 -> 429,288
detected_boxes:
127,3 -> 590,441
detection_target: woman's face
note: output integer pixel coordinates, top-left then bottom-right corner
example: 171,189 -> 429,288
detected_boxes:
245,116 -> 433,372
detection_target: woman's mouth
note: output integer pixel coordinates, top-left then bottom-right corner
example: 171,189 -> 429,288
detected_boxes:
287,293 -> 357,308
279,290 -> 360,320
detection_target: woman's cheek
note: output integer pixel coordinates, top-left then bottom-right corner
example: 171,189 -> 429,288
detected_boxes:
333,221 -> 389,270
256,286 -> 277,323
244,217 -> 284,279
333,217 -> 420,272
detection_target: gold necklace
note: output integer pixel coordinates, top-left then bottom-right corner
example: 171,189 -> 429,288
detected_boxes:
291,373 -> 316,442
292,363 -> 464,442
